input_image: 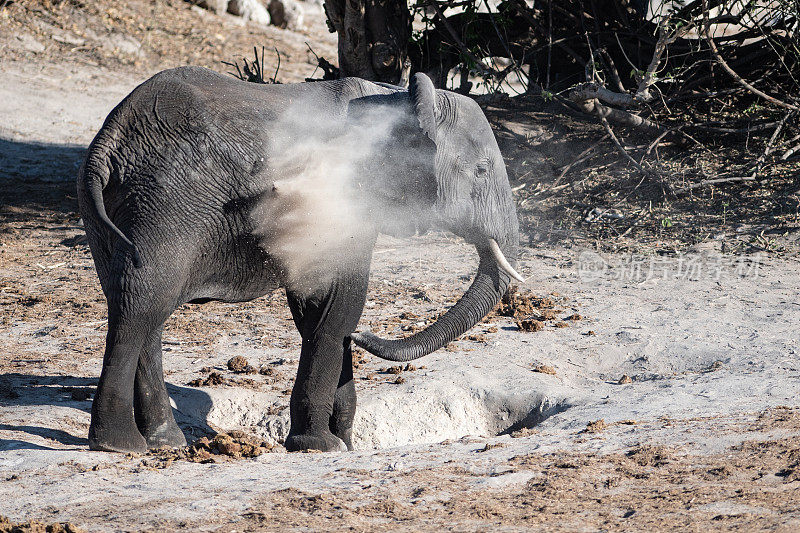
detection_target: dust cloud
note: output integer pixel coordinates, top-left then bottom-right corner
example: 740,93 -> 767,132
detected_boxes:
250,92 -> 434,294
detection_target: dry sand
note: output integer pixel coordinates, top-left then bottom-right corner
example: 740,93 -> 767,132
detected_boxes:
1,56 -> 799,532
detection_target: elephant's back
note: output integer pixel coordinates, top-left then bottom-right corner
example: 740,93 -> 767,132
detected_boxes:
93,67 -> 375,201
81,65 -> 390,254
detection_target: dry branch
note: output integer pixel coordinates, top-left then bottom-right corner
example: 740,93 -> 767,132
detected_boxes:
597,113 -> 659,180
571,82 -> 635,107
429,2 -> 496,79
780,133 -> 800,160
751,111 -> 795,179
634,20 -> 686,102
681,176 -> 756,191
701,0 -> 799,112
569,92 -> 663,133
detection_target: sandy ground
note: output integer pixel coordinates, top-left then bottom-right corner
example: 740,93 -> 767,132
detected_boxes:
1,50 -> 800,531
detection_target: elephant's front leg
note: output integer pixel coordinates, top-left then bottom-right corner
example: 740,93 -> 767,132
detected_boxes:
284,272 -> 368,452
330,339 -> 356,450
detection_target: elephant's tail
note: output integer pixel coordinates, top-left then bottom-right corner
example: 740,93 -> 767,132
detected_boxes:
77,129 -> 142,269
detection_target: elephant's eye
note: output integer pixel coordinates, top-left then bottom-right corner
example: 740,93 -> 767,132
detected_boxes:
475,161 -> 490,179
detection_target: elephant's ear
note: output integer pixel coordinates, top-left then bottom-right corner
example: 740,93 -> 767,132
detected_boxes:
346,87 -> 438,237
408,72 -> 437,143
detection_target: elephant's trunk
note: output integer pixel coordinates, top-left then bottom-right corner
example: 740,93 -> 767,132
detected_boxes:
351,240 -> 518,362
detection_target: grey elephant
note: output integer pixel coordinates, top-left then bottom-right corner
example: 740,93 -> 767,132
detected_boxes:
77,67 -> 524,453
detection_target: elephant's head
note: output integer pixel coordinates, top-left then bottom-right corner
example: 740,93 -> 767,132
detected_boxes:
350,72 -> 524,362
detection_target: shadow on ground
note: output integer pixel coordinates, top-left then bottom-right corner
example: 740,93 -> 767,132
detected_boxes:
0,138 -> 86,220
0,373 -> 214,450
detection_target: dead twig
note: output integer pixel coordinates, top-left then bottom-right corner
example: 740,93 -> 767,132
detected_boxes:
597,112 -> 658,181
222,46 -> 281,84
430,3 -> 496,79
271,47 -> 281,83
305,42 -> 340,81
685,120 -> 784,134
517,6 -> 586,69
750,111 -> 795,179
701,0 -> 799,112
553,134 -> 609,185
642,127 -> 677,160
780,132 -> 800,160
597,48 -> 625,93
681,176 -> 756,191
782,142 -> 800,160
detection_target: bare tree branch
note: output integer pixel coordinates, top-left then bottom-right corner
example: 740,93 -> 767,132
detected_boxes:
597,112 -> 660,180
569,90 -> 664,133
634,19 -> 687,102
430,3 -> 496,79
681,176 -> 756,191
701,0 -> 799,112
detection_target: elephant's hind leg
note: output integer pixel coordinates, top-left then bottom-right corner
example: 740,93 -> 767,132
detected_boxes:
134,324 -> 186,448
89,308 -> 149,453
90,260 -> 179,453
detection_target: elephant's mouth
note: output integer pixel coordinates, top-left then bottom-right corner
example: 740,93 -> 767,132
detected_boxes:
351,238 -> 523,362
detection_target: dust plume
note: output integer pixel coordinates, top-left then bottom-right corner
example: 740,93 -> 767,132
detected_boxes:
250,91 -> 433,295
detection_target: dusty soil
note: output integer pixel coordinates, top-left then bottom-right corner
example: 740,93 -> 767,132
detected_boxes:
1,0 -> 800,531
233,410 -> 800,532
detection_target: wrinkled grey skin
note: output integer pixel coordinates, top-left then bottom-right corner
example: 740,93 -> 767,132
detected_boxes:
78,67 -> 519,453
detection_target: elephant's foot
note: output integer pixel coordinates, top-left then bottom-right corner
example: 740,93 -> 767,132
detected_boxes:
141,420 -> 187,449
331,426 -> 353,451
88,422 -> 147,453
284,430 -> 347,452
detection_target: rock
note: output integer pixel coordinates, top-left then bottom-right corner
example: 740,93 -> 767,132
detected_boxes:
14,32 -> 45,53
197,0 -> 229,14
103,33 -> 143,58
228,0 -> 271,26
268,0 -> 304,30
532,365 -> 556,375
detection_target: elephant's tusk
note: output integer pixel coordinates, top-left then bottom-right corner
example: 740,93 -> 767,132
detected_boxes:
488,239 -> 525,283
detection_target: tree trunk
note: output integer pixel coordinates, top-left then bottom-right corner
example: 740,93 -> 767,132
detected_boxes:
323,0 -> 411,84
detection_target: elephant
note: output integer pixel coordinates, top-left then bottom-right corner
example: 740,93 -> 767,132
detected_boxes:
77,66 -> 524,454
